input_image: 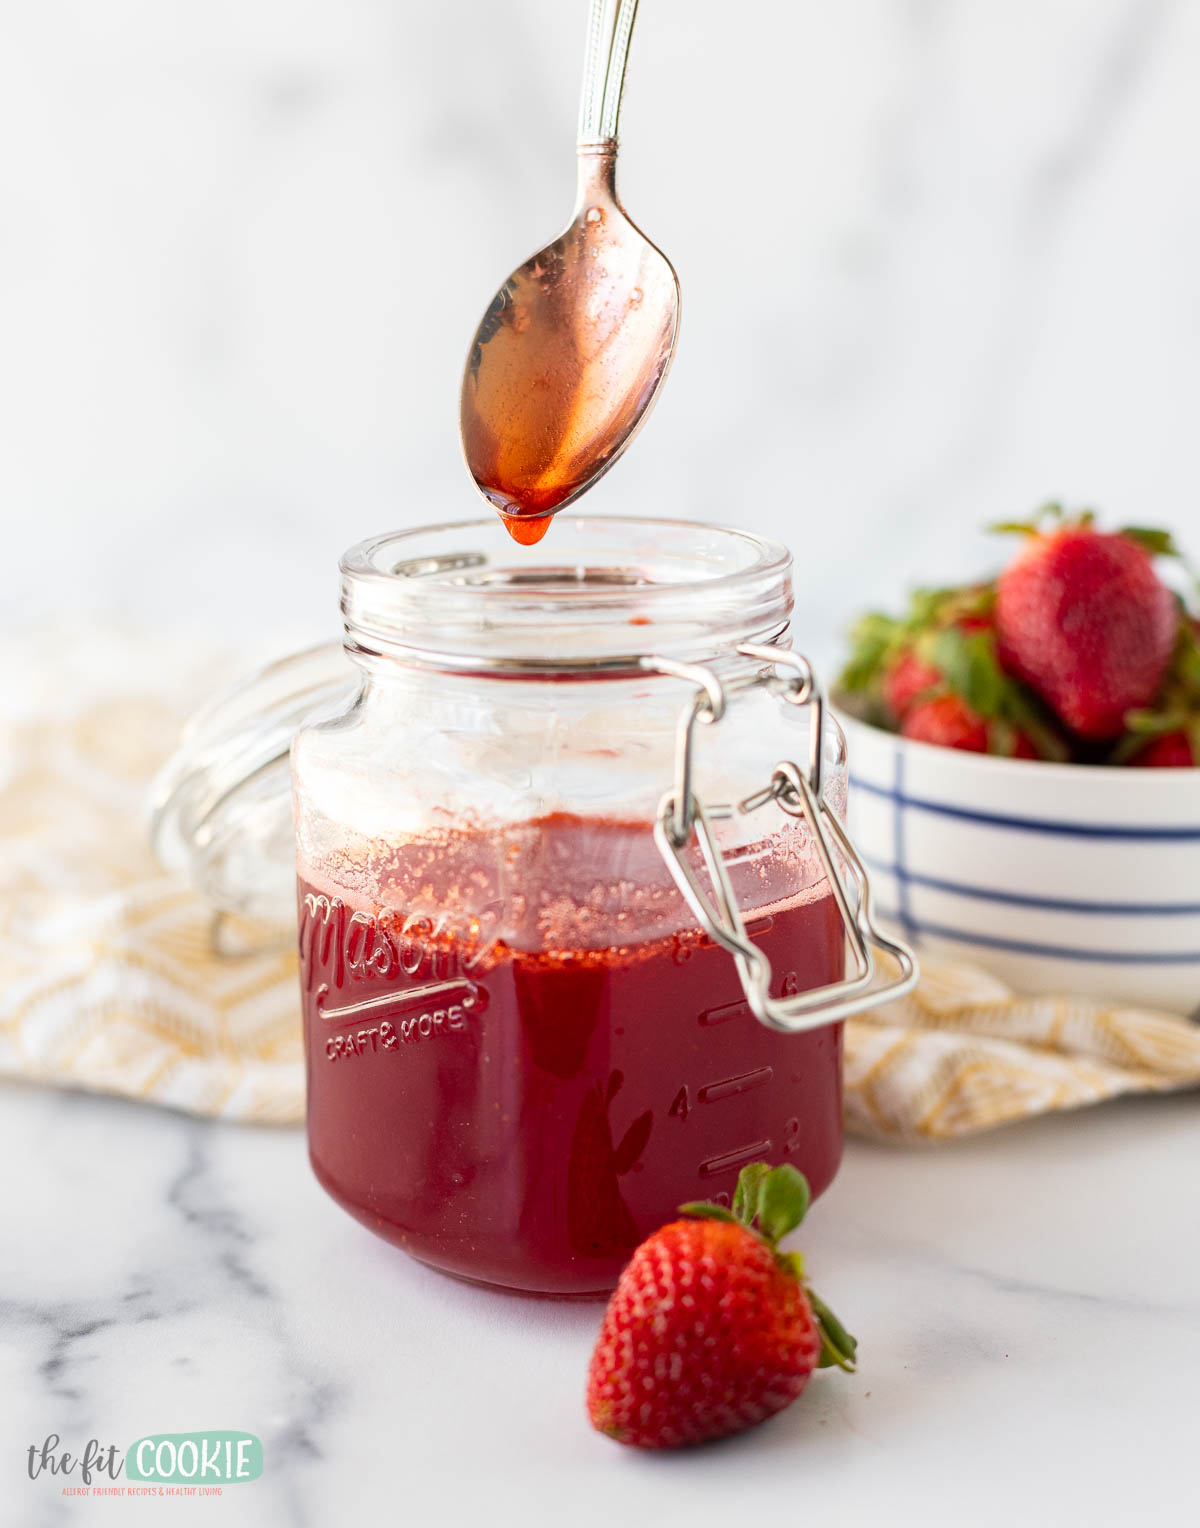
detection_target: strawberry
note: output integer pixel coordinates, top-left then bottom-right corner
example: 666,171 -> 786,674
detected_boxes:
901,693 -> 988,751
1132,732 -> 1195,767
994,510 -> 1179,740
1011,731 -> 1039,760
883,647 -> 946,721
586,1162 -> 855,1450
1114,620 -> 1200,767
900,694 -> 1039,758
840,587 -> 1066,760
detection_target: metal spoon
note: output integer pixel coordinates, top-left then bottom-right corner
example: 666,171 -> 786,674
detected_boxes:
460,0 -> 680,545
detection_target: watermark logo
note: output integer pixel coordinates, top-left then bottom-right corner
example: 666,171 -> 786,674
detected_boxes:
27,1431 -> 262,1500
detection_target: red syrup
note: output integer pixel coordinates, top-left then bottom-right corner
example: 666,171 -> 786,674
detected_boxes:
299,815 -> 845,1295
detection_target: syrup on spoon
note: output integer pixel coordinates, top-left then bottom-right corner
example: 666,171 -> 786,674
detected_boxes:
460,0 -> 680,545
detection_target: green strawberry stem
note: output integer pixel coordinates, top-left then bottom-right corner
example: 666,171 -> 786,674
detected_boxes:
1110,620 -> 1200,761
1120,525 -> 1183,559
1114,524 -> 1200,600
992,506 -> 1195,588
989,501 -> 1070,536
925,624 -> 1068,761
681,1162 -> 858,1374
807,1290 -> 859,1372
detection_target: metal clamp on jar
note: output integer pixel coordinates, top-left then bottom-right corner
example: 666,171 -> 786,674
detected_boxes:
647,644 -> 916,1033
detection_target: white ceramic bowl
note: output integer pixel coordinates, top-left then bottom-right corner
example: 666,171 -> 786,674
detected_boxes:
837,712 -> 1200,1018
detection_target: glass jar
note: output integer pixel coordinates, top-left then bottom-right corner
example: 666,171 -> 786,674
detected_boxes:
290,516 -> 912,1295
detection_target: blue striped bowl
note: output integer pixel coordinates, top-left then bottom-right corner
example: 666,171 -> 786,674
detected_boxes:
838,712 -> 1200,1017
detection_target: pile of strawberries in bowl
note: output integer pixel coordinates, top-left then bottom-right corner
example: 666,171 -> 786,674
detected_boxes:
838,506 -> 1199,766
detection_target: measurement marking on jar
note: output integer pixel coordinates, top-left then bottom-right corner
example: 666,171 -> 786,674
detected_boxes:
699,1140 -> 772,1176
698,1067 -> 774,1104
698,999 -> 749,1028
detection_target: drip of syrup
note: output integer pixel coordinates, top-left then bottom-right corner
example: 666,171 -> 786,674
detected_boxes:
502,511 -> 552,546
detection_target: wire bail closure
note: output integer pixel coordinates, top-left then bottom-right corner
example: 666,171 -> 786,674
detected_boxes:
642,643 -> 918,1034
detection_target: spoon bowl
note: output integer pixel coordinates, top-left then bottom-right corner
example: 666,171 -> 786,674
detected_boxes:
460,0 -> 679,544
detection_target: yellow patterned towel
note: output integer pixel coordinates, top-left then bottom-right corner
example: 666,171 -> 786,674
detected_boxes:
0,635 -> 303,1123
844,957 -> 1200,1140
2,636 -> 1198,1139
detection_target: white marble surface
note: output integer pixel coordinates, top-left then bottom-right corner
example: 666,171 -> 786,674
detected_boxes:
3,1081 -> 1198,1526
4,2 -> 1200,1523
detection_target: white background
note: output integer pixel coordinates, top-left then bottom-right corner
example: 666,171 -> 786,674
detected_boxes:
4,0 -> 1200,662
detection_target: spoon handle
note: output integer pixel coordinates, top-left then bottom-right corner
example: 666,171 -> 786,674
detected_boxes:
577,0 -> 640,149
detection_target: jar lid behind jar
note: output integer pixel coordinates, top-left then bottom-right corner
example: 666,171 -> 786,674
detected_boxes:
149,643 -> 356,921
150,516 -> 795,918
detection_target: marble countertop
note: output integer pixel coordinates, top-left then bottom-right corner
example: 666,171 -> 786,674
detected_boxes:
4,1079 -> 1197,1526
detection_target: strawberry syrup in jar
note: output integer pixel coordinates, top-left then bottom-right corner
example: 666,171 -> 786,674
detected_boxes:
294,518 -> 854,1295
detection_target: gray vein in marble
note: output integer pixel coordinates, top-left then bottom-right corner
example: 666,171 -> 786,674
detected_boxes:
6,1111 -> 342,1528
260,73 -> 335,124
160,1125 -> 342,1527
410,5 -> 568,183
1027,0 -> 1174,222
0,1300 -> 117,1406
879,0 -> 1178,557
166,1132 -> 274,1302
955,1259 -> 1200,1323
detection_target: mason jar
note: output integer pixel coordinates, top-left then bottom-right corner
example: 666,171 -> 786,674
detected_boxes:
288,516 -> 913,1296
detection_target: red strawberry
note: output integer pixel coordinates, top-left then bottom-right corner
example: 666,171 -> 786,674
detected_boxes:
901,695 -> 1041,758
1010,731 -> 1039,760
586,1163 -> 855,1450
883,648 -> 943,720
995,522 -> 1178,740
901,694 -> 989,752
1132,732 -> 1195,767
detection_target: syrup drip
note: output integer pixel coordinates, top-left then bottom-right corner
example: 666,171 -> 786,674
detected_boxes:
502,511 -> 552,546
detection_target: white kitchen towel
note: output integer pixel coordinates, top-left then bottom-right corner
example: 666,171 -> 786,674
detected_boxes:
2,633 -> 1198,1138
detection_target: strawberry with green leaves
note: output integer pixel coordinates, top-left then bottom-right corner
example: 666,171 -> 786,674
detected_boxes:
586,1163 -> 855,1451
994,507 -> 1180,741
840,584 -> 1063,760
900,692 -> 1036,756
1115,618 -> 1200,768
883,647 -> 944,721
837,505 -> 1197,766
1134,733 -> 1196,767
